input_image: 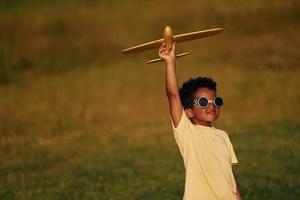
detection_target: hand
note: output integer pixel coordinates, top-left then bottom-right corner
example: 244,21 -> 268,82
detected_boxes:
158,42 -> 176,64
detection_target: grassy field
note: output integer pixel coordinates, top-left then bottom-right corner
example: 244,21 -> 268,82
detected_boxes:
1,0 -> 300,199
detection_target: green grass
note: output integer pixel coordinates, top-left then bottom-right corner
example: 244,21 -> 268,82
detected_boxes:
233,121 -> 300,199
1,0 -> 300,199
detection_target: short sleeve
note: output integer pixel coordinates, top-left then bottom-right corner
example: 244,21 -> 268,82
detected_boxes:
229,141 -> 238,165
171,109 -> 191,132
171,110 -> 192,156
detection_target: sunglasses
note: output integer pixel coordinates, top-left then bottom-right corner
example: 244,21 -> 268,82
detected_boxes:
193,96 -> 224,108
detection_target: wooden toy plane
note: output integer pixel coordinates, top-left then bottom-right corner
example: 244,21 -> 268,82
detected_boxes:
121,26 -> 223,64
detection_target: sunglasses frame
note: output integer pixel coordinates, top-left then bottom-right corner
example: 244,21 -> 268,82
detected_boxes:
193,96 -> 224,108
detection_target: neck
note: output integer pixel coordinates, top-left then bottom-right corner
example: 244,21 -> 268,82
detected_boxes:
193,120 -> 212,127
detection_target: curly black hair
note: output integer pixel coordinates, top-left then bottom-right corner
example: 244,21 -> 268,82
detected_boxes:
179,77 -> 217,109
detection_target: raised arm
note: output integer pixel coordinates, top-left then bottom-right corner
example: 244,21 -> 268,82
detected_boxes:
159,43 -> 183,127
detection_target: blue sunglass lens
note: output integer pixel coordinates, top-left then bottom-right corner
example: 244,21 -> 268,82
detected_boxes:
198,97 -> 209,107
214,97 -> 223,107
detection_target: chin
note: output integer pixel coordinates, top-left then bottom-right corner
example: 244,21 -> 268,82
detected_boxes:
207,115 -> 219,122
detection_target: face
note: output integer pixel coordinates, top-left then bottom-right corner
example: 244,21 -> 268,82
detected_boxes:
186,87 -> 221,127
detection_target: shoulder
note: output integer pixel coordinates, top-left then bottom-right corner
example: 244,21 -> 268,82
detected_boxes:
212,127 -> 231,142
213,127 -> 229,136
172,110 -> 194,132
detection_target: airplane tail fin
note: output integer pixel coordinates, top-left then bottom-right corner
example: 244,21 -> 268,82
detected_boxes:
146,52 -> 191,64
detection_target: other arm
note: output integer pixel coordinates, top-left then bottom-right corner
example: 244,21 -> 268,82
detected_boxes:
159,43 -> 183,127
235,175 -> 243,200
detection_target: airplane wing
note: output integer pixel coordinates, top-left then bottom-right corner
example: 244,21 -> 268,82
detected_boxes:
173,28 -> 223,43
121,38 -> 164,54
121,28 -> 223,54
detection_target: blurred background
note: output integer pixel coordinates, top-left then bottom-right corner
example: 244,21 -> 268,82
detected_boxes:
0,0 -> 299,199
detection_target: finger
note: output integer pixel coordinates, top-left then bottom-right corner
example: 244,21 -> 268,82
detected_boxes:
158,50 -> 165,57
159,46 -> 165,54
159,44 -> 164,51
159,45 -> 165,52
172,42 -> 176,51
168,42 -> 175,54
159,45 -> 167,54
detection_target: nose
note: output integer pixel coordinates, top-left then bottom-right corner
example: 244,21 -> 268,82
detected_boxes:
208,102 -> 215,108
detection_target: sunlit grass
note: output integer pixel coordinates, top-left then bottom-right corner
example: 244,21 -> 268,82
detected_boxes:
0,0 -> 300,199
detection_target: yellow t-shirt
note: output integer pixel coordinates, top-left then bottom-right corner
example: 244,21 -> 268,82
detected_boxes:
172,111 -> 238,200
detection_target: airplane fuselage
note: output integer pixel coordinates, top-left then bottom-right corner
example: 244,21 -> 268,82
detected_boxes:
163,26 -> 174,52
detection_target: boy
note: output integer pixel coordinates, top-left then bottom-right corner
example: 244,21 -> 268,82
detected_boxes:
159,42 -> 243,200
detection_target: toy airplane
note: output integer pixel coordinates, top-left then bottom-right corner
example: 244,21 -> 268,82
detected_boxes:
121,26 -> 223,64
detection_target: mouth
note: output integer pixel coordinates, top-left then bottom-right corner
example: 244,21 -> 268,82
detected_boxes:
206,110 -> 217,115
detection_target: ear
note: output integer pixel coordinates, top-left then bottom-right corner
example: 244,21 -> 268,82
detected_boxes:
184,108 -> 194,119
